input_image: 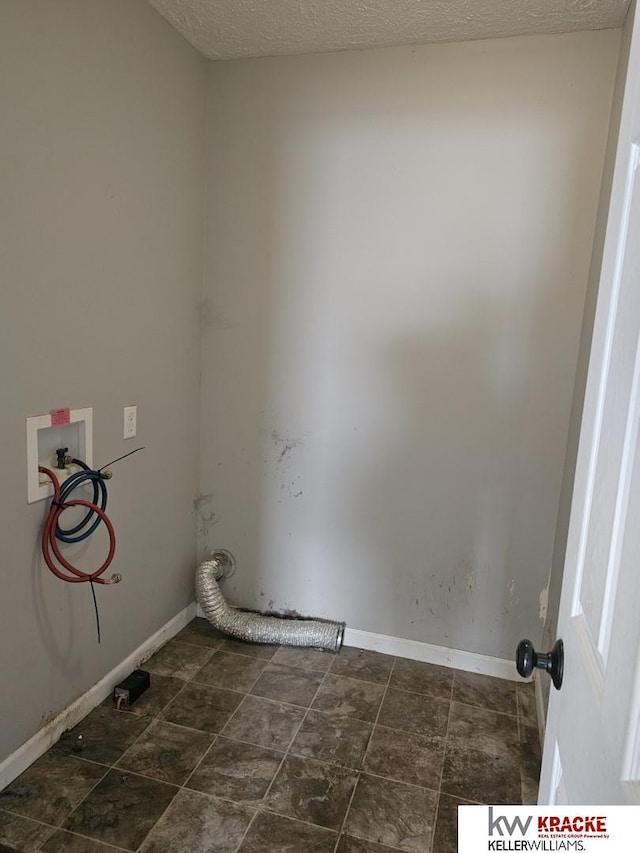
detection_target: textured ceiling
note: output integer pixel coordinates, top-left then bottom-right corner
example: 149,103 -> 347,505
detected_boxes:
146,0 -> 630,60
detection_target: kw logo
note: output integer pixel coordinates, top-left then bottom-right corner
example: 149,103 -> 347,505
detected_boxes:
488,807 -> 533,837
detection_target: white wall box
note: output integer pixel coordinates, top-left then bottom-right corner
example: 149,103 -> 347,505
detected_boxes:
26,408 -> 93,503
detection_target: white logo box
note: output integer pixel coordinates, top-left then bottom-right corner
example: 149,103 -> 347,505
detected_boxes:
458,805 -> 640,852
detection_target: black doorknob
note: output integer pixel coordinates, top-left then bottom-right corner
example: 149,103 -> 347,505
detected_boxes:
516,638 -> 564,690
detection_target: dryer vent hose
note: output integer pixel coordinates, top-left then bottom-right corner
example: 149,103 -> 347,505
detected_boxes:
196,553 -> 345,653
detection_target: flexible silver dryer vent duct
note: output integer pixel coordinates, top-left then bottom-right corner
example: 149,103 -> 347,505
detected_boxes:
196,552 -> 345,653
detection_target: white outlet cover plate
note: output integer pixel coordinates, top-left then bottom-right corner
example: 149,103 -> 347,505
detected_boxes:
26,407 -> 93,503
124,405 -> 137,439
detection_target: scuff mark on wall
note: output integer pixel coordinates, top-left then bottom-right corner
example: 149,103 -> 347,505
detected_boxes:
539,583 -> 549,621
270,429 -> 305,462
193,493 -> 217,555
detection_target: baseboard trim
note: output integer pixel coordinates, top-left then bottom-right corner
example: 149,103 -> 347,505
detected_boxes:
0,602 -> 196,791
343,626 -> 520,681
195,604 -> 518,681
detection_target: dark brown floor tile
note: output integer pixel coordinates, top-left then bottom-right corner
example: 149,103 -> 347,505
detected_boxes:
117,720 -> 214,785
102,674 -> 184,718
265,755 -> 357,831
161,681 -> 242,734
195,652 -> 267,692
452,671 -> 517,715
250,663 -> 324,707
143,639 -> 214,680
139,788 -> 254,853
441,739 -> 522,804
238,810 -> 337,852
442,701 -> 520,803
447,702 -> 519,752
337,835 -> 404,852
186,737 -> 282,803
517,682 -> 537,721
329,647 -> 394,685
53,706 -> 150,765
221,695 -> 304,751
364,726 -> 444,789
174,617 -> 226,648
345,774 -> 438,852
377,688 -> 449,737
0,754 -> 106,826
40,831 -> 122,852
290,710 -> 372,769
0,810 -> 54,851
62,768 -> 177,850
389,659 -> 453,700
218,638 -> 279,660
311,674 -> 385,723
432,794 -> 474,853
272,647 -> 334,672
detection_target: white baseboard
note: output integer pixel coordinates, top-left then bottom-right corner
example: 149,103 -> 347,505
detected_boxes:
343,626 -> 520,681
0,602 -> 196,791
195,604 -> 518,681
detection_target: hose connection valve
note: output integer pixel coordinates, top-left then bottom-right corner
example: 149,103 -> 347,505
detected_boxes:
56,447 -> 73,469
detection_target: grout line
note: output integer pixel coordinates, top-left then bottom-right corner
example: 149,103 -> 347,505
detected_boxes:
230,663 -> 331,853
171,635 -> 225,652
0,806 -> 59,831
330,654 -> 397,852
341,828 -> 408,852
42,762 -> 112,840
36,826 -> 130,852
333,655 -> 397,853
0,807 -> 129,853
347,766 -> 441,795
181,733 -> 221,791
331,777 -> 359,853
362,653 -> 396,762
261,805 -> 341,836
229,791 -> 265,851
110,715 -> 165,771
430,671 -> 456,850
131,784 -> 182,852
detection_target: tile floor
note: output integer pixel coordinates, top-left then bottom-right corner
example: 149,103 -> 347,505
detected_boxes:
0,618 -> 541,852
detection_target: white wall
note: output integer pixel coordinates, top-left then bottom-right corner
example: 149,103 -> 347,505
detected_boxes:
200,30 -> 620,660
0,0 -> 204,761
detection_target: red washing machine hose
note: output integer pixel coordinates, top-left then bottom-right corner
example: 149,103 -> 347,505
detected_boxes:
39,465 -> 118,584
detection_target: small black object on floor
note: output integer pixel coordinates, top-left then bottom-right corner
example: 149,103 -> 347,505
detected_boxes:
113,669 -> 150,709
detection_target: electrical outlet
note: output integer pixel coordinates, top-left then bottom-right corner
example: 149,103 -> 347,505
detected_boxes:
124,406 -> 137,439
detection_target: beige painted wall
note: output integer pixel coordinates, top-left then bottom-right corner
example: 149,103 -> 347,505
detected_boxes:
200,30 -> 621,659
0,0 -> 204,761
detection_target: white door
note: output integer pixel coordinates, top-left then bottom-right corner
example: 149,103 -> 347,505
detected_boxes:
539,0 -> 640,805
